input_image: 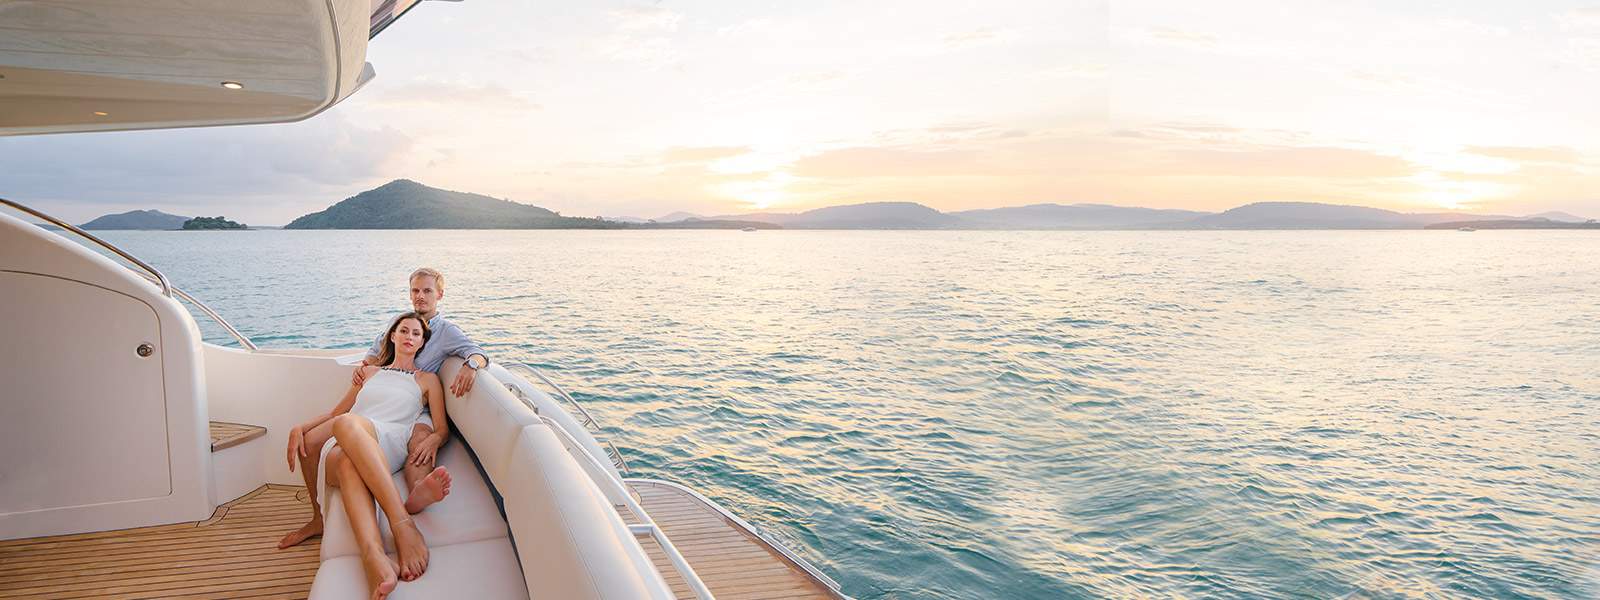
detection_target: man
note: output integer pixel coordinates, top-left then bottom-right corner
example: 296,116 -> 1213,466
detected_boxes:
278,267 -> 489,549
355,265 -> 488,471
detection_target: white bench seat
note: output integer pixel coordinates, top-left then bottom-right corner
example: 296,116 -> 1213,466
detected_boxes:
309,537 -> 527,599
319,440 -> 507,560
310,438 -> 524,599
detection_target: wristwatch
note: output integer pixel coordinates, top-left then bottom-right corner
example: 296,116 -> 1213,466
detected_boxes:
467,354 -> 488,370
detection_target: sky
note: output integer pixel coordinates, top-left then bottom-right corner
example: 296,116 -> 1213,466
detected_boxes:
3,0 -> 1600,225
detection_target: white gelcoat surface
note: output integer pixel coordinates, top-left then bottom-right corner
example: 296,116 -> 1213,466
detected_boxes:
0,212 -> 211,540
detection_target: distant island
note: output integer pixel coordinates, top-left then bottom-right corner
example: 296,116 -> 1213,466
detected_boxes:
182,216 -> 247,230
80,179 -> 1595,231
285,179 -> 621,229
1424,218 -> 1600,230
80,209 -> 189,230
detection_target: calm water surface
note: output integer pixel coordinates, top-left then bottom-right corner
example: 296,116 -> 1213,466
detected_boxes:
102,230 -> 1600,599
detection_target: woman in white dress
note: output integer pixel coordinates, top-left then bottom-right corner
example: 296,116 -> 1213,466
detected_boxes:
285,312 -> 448,599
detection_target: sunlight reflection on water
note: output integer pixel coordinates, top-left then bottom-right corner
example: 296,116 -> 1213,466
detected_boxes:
104,229 -> 1600,599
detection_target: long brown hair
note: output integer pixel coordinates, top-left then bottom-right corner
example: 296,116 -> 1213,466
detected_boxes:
373,311 -> 432,367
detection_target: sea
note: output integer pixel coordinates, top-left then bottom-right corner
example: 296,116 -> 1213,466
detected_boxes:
95,229 -> 1600,599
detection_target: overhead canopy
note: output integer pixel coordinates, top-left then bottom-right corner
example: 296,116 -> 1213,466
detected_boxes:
0,0 -> 425,136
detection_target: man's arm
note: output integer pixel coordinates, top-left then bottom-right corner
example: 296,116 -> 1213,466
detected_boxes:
434,321 -> 488,396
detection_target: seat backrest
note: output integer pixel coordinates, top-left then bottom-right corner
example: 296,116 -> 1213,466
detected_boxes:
500,423 -> 675,600
440,358 -> 540,483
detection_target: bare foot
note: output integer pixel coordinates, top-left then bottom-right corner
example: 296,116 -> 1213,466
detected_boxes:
392,517 -> 429,581
277,518 -> 323,549
405,467 -> 452,514
360,552 -> 398,600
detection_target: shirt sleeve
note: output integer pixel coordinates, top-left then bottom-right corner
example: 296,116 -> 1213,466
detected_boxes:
434,321 -> 487,364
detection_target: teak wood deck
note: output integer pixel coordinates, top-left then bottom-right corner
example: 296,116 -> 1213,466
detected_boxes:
0,485 -> 319,599
625,480 -> 842,600
209,420 -> 268,452
0,482 -> 842,599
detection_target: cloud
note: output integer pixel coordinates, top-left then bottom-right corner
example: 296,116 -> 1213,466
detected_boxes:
610,6 -> 681,33
1123,26 -> 1219,48
661,146 -> 751,163
371,81 -> 540,111
1158,146 -> 1418,178
942,27 -> 1020,49
1466,145 -> 1582,163
0,113 -> 411,222
1557,7 -> 1600,31
594,6 -> 683,68
790,146 -> 985,178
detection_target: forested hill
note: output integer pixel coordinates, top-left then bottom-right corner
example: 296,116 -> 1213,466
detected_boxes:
285,179 -> 619,229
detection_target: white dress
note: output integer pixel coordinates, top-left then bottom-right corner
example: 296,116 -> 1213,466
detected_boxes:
316,368 -> 424,508
347,368 -> 426,469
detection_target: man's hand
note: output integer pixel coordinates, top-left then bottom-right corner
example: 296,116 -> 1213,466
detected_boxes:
286,425 -> 306,472
451,365 -> 477,397
351,364 -> 379,386
408,435 -> 443,466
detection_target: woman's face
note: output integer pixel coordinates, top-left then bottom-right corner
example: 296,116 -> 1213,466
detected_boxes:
391,318 -> 425,355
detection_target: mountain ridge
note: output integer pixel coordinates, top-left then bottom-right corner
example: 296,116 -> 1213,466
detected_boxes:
80,209 -> 190,230
285,179 -> 619,229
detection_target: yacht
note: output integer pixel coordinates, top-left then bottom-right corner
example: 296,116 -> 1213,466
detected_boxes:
0,1 -> 848,598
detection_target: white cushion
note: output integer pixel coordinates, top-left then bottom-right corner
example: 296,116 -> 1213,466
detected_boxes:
320,440 -> 507,561
501,423 -> 674,600
438,358 -> 541,483
308,537 -> 528,600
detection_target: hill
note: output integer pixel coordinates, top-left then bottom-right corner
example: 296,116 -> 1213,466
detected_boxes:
1424,218 -> 1600,230
1178,202 -> 1518,229
182,216 -> 247,230
713,202 -> 962,229
1523,211 -> 1590,223
951,203 -> 1211,229
285,179 -> 620,229
80,209 -> 189,230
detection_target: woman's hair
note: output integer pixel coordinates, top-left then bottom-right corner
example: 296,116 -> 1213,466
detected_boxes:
372,311 -> 432,367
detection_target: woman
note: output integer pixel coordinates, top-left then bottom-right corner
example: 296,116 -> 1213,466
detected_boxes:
282,312 -> 450,599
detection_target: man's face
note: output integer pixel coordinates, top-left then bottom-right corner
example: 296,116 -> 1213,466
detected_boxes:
410,275 -> 442,314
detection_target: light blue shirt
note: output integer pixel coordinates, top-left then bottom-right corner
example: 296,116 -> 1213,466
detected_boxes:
365,313 -> 486,373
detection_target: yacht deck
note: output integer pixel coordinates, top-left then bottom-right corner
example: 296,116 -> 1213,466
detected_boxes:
0,482 -> 841,599
626,480 -> 842,600
0,485 -> 319,599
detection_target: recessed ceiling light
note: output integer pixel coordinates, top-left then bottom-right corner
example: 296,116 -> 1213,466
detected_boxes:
221,81 -> 244,90
93,111 -> 108,116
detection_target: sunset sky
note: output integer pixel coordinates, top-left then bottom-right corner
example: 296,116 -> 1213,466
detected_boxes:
3,0 -> 1599,224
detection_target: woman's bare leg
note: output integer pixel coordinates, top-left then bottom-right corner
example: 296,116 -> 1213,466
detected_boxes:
403,424 -> 452,514
278,419 -> 336,549
330,414 -> 430,580
334,449 -> 399,600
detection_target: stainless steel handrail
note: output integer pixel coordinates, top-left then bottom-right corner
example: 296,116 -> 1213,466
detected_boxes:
625,478 -> 850,598
2,198 -> 258,351
506,363 -> 630,474
172,287 -> 260,351
2,197 -> 172,296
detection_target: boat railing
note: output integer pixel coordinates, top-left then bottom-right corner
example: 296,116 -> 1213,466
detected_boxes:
503,363 -> 630,474
538,415 -> 714,600
2,197 -> 172,296
2,197 -> 259,351
170,286 -> 260,351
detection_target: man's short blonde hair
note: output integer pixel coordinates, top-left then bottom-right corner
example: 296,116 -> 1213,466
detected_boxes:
410,267 -> 445,291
